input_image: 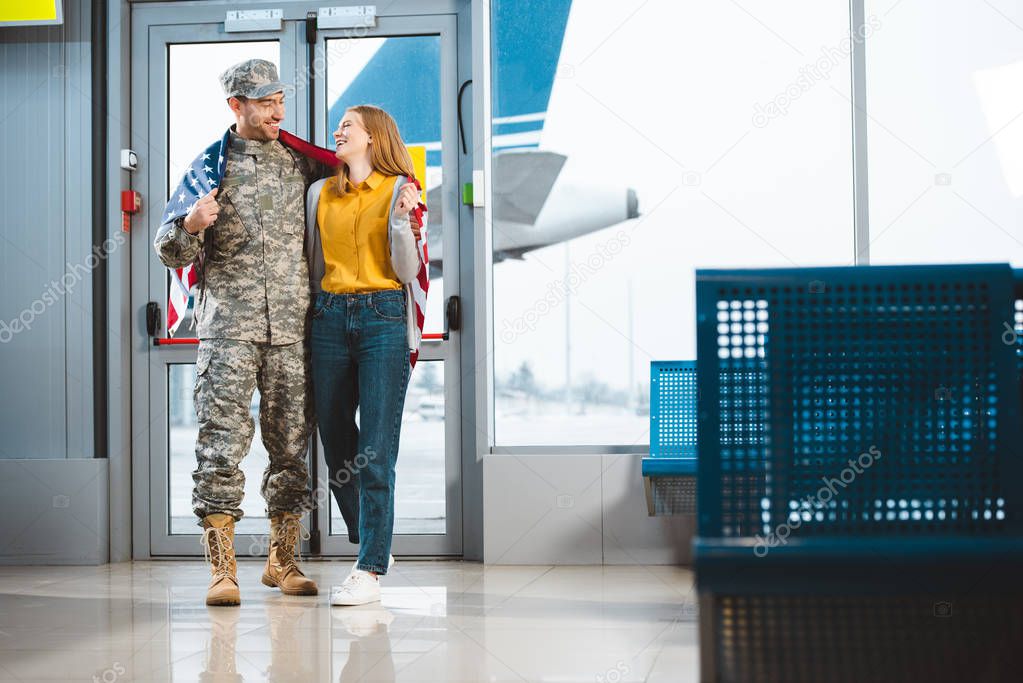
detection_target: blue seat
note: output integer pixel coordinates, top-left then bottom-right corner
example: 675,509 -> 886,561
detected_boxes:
643,361 -> 698,515
693,263 -> 1023,682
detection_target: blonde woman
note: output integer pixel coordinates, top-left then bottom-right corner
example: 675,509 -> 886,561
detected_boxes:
305,105 -> 426,606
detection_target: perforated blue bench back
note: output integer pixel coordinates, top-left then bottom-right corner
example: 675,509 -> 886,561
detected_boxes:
649,360 -> 697,458
695,263 -> 1023,539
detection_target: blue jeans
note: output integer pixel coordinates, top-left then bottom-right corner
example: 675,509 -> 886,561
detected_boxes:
310,289 -> 410,575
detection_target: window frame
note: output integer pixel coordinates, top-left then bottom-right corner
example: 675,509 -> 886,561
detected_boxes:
478,0 -> 872,453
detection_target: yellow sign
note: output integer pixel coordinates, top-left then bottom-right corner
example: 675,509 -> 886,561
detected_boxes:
0,0 -> 62,25
407,145 -> 427,201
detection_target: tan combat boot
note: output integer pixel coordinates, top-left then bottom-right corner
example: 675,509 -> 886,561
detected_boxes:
261,512 -> 318,596
201,607 -> 242,682
201,513 -> 241,607
266,602 -> 314,680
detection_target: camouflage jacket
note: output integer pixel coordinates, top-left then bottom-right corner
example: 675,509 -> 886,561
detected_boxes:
154,130 -> 330,344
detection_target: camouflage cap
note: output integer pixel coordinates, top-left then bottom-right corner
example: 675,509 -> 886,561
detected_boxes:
219,59 -> 289,99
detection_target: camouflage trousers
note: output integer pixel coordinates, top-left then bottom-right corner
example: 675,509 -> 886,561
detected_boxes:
192,338 -> 313,522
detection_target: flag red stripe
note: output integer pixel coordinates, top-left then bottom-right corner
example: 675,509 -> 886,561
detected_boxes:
278,129 -> 340,168
167,303 -> 180,332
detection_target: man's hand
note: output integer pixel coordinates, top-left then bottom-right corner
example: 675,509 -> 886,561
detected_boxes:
183,189 -> 220,234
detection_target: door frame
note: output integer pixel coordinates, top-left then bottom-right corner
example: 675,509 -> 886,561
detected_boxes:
129,2 -> 465,559
310,13 -> 463,556
132,20 -> 306,557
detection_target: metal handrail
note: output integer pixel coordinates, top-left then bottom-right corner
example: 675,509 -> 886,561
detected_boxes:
154,331 -> 448,346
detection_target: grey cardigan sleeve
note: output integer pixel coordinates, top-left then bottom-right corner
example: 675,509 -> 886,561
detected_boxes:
388,176 -> 422,284
305,178 -> 328,294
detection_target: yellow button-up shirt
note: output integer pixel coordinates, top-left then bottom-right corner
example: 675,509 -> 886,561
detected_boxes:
317,170 -> 403,293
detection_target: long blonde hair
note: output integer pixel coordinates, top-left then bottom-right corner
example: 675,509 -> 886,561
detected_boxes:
335,105 -> 416,196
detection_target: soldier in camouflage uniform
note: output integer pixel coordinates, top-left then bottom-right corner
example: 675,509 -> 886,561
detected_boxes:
154,59 -> 330,606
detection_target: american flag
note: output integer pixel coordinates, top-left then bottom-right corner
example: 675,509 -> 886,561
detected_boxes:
405,175 -> 429,367
161,128 -> 429,367
161,130 -> 230,337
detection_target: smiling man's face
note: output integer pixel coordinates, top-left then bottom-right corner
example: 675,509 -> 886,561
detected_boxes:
230,92 -> 285,141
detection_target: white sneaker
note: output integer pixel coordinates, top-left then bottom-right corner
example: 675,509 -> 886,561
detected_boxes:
331,606 -> 395,637
330,570 -> 381,606
351,554 -> 395,573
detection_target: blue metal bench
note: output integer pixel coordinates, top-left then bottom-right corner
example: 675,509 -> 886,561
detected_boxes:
643,360 -> 698,515
693,263 -> 1023,682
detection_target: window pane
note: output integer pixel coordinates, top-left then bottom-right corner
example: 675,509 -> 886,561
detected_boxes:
491,0 -> 854,446
865,0 -> 1023,264
329,360 -> 446,536
166,41 -> 280,332
168,41 -> 280,195
324,35 -> 445,334
168,364 -> 273,535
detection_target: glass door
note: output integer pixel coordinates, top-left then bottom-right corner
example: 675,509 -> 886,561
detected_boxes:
311,14 -> 462,556
133,11 -> 461,558
137,21 -> 306,556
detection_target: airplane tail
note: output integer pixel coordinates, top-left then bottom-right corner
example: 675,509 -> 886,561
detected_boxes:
327,0 -> 574,157
492,0 -> 573,152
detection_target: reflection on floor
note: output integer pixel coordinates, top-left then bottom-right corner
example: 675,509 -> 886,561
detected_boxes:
0,561 -> 697,682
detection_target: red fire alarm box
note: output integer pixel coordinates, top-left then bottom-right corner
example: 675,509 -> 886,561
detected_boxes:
121,190 -> 141,232
121,190 -> 141,213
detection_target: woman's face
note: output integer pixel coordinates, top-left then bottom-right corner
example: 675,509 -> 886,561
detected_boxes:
333,110 -> 370,161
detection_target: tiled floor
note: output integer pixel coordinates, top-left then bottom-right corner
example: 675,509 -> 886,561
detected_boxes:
0,561 -> 698,682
